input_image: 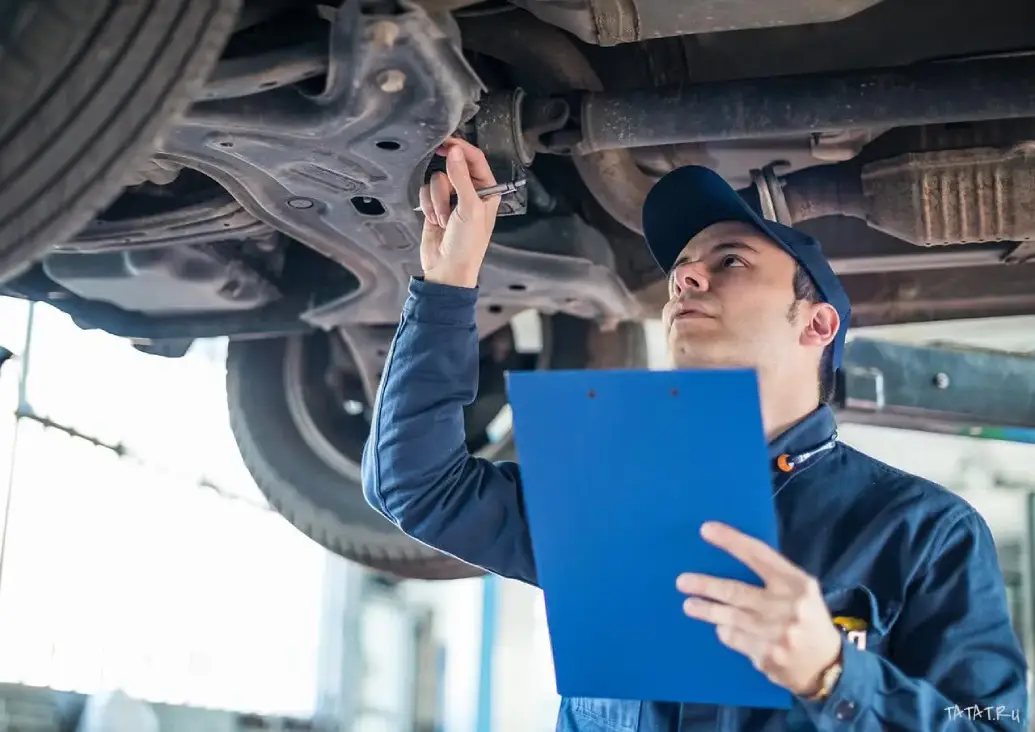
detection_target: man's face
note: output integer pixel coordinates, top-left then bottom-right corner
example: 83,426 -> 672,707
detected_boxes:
661,221 -> 828,374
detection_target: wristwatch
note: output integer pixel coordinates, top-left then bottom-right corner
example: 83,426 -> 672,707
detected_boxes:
806,655 -> 844,701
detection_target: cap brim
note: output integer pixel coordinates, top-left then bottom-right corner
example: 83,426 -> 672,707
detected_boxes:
642,165 -> 792,274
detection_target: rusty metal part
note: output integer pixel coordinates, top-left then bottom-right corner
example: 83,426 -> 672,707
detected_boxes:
773,164 -> 867,223
154,3 -> 640,327
751,165 -> 793,224
749,139 -> 1035,249
457,10 -> 654,234
506,0 -> 887,46
860,143 -> 1035,246
811,130 -> 882,162
56,190 -> 270,252
200,40 -> 328,100
473,89 -> 535,166
843,262 -> 1035,327
410,0 -> 488,10
573,54 -> 1035,154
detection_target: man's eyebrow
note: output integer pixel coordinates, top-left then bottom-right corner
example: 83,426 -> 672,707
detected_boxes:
713,240 -> 758,254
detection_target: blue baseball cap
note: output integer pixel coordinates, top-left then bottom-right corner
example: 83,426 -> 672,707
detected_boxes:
641,165 -> 851,380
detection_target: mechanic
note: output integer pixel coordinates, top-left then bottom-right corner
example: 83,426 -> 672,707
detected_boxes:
361,137 -> 1029,731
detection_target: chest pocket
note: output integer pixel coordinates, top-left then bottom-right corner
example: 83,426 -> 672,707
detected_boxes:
823,585 -> 900,655
564,698 -> 641,732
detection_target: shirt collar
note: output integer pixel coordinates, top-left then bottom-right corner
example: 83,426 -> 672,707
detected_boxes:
768,404 -> 838,461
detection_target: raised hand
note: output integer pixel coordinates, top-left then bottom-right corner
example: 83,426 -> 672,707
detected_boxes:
418,137 -> 501,289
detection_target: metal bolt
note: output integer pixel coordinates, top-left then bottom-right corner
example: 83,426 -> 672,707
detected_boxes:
288,197 -> 314,209
377,69 -> 406,93
370,20 -> 399,47
220,279 -> 245,299
897,282 -> 920,300
933,372 -> 950,389
342,400 -> 365,416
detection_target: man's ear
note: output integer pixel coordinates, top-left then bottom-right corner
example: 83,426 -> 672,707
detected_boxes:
800,302 -> 839,348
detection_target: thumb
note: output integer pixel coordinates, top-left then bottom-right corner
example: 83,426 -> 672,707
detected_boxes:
444,145 -> 479,215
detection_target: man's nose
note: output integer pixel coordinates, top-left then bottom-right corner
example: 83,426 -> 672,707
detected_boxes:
673,261 -> 709,293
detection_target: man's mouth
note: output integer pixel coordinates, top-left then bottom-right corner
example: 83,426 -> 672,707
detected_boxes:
674,309 -> 711,320
672,302 -> 715,321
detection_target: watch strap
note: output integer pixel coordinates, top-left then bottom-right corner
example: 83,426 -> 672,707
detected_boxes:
806,658 -> 844,701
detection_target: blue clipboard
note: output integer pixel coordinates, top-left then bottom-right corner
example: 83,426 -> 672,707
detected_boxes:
505,367 -> 790,709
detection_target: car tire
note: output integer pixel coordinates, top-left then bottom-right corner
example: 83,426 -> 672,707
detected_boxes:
225,315 -> 648,581
0,0 -> 241,281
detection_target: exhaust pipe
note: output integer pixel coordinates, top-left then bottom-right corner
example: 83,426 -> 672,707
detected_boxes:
571,54 -> 1035,154
755,141 -> 1035,246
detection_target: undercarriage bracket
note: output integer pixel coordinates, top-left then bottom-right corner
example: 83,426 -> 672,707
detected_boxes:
835,338 -> 1035,443
152,1 -> 640,329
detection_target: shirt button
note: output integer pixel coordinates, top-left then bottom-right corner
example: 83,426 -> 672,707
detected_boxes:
834,700 -> 857,721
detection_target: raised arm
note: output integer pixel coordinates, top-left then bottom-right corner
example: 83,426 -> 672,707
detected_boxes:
361,138 -> 538,585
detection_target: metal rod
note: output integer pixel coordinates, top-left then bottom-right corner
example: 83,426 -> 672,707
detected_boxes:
575,54 -> 1035,153
0,302 -> 35,606
829,249 -> 1014,276
9,405 -> 271,513
412,179 -> 527,212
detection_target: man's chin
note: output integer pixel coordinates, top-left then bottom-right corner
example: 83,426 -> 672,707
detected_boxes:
667,338 -> 745,370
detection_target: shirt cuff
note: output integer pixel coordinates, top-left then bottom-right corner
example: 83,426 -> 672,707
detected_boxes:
403,277 -> 479,327
799,638 -> 877,728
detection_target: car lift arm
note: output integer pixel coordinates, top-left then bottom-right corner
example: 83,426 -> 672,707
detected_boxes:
835,337 -> 1035,444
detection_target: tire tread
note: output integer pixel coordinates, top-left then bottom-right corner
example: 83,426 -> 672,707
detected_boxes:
0,0 -> 241,279
225,321 -> 648,581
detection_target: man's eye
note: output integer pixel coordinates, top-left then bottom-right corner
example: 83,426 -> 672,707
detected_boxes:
721,254 -> 745,268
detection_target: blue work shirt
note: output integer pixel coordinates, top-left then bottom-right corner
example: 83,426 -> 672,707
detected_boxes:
362,278 -> 1030,732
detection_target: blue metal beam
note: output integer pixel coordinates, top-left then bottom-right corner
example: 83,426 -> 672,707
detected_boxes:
475,574 -> 499,732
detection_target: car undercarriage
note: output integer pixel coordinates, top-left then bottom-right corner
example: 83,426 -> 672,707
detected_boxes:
4,0 -> 1035,580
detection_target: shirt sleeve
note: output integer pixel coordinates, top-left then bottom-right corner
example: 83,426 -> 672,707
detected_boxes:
360,277 -> 538,585
800,508 -> 1029,731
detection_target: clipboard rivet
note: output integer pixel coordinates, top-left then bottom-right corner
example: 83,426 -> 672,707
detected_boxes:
587,389 -> 596,398
671,388 -> 679,396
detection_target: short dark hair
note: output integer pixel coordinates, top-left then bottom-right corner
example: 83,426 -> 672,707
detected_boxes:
791,264 -> 836,404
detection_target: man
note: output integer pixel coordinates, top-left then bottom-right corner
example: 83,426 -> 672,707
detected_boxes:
362,137 -> 1029,731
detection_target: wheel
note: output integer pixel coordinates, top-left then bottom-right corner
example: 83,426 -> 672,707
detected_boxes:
225,314 -> 648,580
0,0 -> 241,281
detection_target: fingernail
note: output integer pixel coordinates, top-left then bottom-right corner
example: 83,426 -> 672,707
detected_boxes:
449,146 -> 462,161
